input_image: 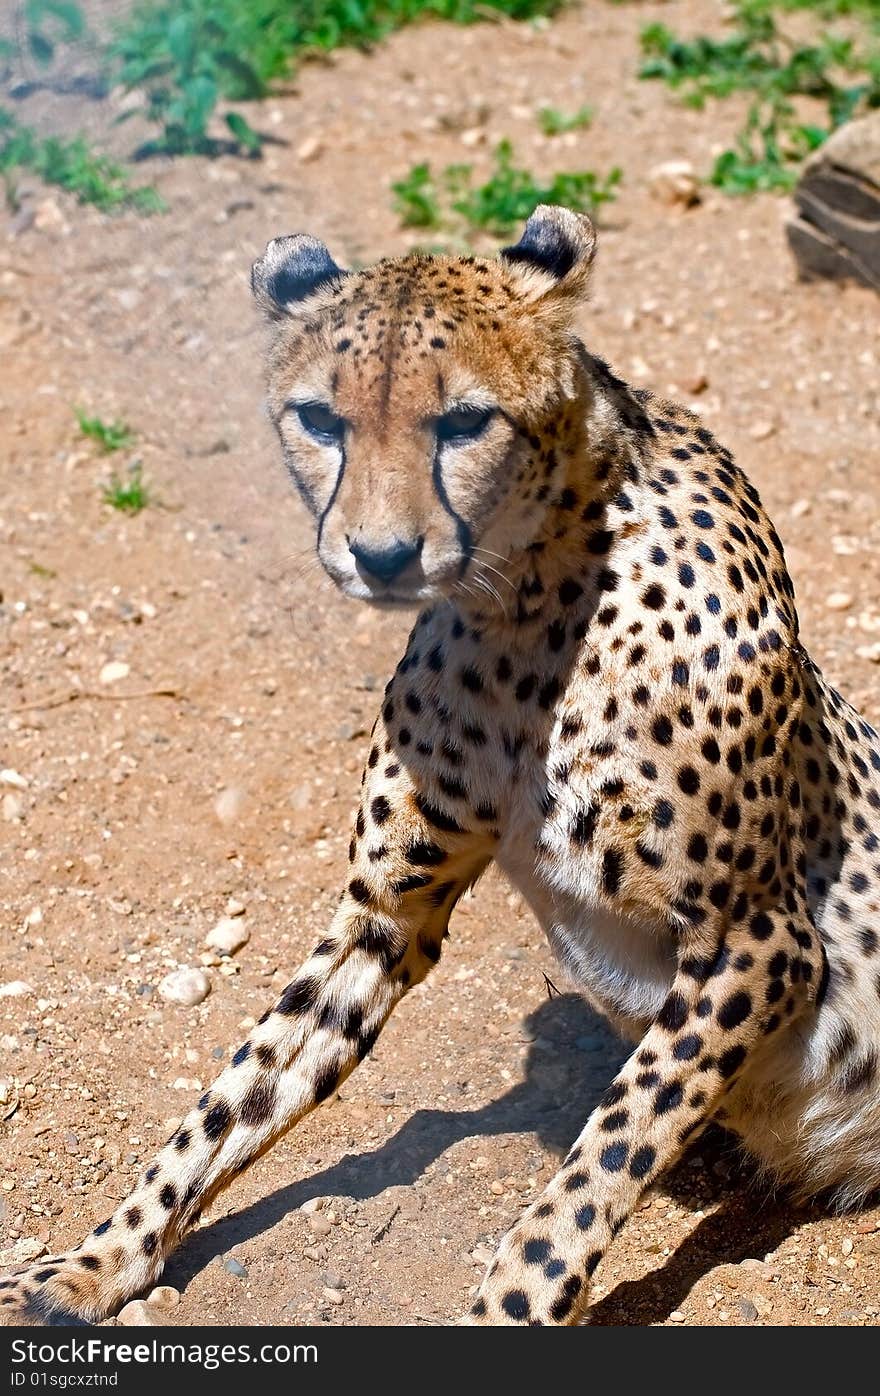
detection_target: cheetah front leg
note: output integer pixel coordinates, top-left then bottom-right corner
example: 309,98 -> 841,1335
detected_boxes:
0,728 -> 493,1325
469,905 -> 821,1325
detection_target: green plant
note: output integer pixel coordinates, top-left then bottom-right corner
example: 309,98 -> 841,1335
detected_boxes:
537,103 -> 593,135
76,409 -> 136,452
110,0 -> 565,156
639,1 -> 880,194
0,111 -> 164,212
393,140 -> 621,240
392,162 -> 442,228
453,140 -> 620,235
102,462 -> 151,514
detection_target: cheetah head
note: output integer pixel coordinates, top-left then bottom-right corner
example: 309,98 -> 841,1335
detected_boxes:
253,205 -> 597,608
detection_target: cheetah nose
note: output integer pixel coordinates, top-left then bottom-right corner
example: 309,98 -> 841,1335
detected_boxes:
349,536 -> 423,584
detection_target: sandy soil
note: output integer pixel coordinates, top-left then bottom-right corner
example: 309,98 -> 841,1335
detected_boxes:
2,1 -> 880,1327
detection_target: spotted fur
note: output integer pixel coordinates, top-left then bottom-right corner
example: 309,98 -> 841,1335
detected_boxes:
2,206 -> 879,1327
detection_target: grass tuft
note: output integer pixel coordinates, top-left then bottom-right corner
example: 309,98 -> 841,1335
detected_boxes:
102,463 -> 151,514
76,409 -> 136,453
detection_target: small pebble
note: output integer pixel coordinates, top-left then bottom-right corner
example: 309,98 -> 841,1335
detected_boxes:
736,1298 -> 758,1322
749,421 -> 776,441
0,981 -> 33,999
146,1285 -> 180,1309
322,1287 -> 344,1305
159,967 -> 211,1007
117,1300 -> 156,1326
826,592 -> 853,611
841,1238 -> 854,1256
0,769 -> 28,790
308,1214 -> 333,1239
99,661 -> 130,686
205,917 -> 250,956
224,1257 -> 248,1278
0,1237 -> 45,1266
669,1309 -> 685,1323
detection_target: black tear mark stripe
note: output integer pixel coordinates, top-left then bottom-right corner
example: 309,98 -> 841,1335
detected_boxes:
315,440 -> 347,554
432,443 -> 473,562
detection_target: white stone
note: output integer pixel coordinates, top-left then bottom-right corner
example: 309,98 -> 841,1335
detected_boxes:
0,981 -> 33,999
117,1300 -> 157,1326
99,661 -> 130,685
146,1285 -> 180,1309
826,592 -> 853,611
0,1236 -> 45,1266
205,917 -> 250,956
158,967 -> 211,1007
0,769 -> 28,789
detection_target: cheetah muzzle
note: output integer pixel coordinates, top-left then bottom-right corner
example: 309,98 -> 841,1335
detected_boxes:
3,205 -> 879,1328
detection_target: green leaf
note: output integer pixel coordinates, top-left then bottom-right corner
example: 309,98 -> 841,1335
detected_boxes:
225,111 -> 262,151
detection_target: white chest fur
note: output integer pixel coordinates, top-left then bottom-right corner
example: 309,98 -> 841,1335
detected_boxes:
496,816 -> 677,1035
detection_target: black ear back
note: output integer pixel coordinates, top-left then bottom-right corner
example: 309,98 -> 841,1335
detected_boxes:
502,222 -> 578,280
500,204 -> 597,301
252,234 -> 346,319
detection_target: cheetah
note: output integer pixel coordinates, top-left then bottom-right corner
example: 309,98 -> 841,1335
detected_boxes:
3,205 -> 880,1327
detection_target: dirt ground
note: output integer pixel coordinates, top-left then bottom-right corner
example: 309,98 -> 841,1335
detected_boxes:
2,0 -> 880,1328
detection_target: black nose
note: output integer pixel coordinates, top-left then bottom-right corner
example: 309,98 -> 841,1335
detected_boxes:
349,537 -> 423,584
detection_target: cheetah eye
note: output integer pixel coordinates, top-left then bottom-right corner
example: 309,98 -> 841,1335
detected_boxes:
436,405 -> 494,444
296,401 -> 345,444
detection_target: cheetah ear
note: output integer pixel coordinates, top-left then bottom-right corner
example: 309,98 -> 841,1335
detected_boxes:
500,204 -> 596,307
251,234 -> 347,320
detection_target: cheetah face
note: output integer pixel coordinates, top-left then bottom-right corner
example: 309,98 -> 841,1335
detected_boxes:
253,206 -> 597,609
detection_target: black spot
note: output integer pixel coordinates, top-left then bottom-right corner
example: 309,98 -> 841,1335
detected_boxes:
654,1082 -> 683,1114
523,1239 -> 552,1265
240,1078 -> 277,1127
629,1146 -> 656,1180
575,1203 -> 596,1230
314,1061 -> 341,1104
717,991 -> 751,1030
657,991 -> 688,1032
278,975 -> 321,1015
549,1274 -> 583,1322
599,1142 -> 628,1172
718,1044 -> 747,1078
602,848 -> 624,896
501,1290 -> 531,1322
203,1100 -> 231,1141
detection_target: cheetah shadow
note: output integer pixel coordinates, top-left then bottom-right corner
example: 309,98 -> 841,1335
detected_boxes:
165,993 -> 807,1321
